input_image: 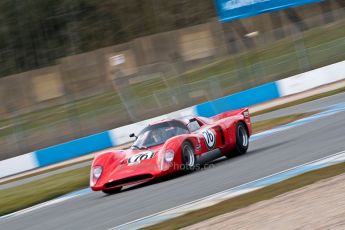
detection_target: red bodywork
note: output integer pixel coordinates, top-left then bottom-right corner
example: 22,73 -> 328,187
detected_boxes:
90,108 -> 252,192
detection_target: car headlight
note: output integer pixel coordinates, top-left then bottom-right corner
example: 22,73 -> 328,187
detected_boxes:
90,166 -> 103,186
164,150 -> 175,162
93,166 -> 103,179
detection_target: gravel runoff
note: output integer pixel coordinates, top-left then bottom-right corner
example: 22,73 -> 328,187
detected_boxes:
183,173 -> 345,230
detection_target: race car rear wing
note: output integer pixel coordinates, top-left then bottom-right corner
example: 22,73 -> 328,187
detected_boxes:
211,108 -> 250,121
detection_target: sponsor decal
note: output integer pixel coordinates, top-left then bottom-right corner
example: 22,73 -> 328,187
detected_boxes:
202,129 -> 216,149
222,0 -> 269,10
127,151 -> 155,165
215,0 -> 321,22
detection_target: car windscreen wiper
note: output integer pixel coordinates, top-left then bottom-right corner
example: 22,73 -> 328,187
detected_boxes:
131,145 -> 140,150
131,145 -> 148,150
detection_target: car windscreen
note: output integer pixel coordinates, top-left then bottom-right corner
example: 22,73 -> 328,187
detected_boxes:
132,121 -> 189,149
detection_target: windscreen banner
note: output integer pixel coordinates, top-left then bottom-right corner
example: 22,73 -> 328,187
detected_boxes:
215,0 -> 322,23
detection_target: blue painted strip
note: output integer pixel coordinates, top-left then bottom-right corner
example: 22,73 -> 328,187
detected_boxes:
2,105 -> 345,221
33,82 -> 280,168
61,188 -> 91,198
34,131 -> 113,167
107,131 -> 117,146
215,0 -> 321,23
195,82 -> 280,117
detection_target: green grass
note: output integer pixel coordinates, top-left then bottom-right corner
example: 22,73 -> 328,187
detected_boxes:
0,112 -> 320,216
0,143 -> 134,186
1,19 -> 345,158
0,166 -> 90,216
303,20 -> 345,47
0,159 -> 92,186
1,18 -> 345,140
143,162 -> 345,230
174,19 -> 345,88
252,111 -> 318,133
0,91 -> 127,138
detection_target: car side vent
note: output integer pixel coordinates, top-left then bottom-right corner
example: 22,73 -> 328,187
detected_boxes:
215,126 -> 225,145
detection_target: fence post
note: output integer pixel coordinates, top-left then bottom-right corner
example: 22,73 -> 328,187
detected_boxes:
9,108 -> 27,155
111,69 -> 139,122
291,25 -> 310,72
207,76 -> 223,100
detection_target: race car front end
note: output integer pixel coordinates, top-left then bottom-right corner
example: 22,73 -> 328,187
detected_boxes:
90,147 -> 179,192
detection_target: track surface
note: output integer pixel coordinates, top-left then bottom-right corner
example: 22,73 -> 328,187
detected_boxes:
2,92 -> 345,190
252,92 -> 345,122
1,93 -> 345,230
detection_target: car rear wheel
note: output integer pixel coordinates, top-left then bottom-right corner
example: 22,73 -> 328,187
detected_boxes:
226,122 -> 249,158
102,187 -> 122,195
182,142 -> 196,172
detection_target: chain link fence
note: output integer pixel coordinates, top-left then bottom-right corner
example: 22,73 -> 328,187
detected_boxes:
1,6 -> 345,159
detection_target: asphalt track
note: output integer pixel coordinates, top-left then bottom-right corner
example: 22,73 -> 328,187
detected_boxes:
1,93 -> 345,230
252,92 -> 345,122
1,92 -> 345,190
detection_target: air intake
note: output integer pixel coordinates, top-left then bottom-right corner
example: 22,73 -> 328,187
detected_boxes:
105,174 -> 153,188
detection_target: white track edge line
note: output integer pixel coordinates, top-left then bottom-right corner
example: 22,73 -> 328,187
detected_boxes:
111,149 -> 345,229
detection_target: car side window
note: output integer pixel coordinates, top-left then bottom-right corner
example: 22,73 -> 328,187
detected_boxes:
188,121 -> 201,132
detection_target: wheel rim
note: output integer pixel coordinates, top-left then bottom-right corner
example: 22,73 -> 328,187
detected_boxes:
239,126 -> 248,147
183,145 -> 195,167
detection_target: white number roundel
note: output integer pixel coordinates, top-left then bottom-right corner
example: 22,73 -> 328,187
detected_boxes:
128,151 -> 155,165
202,129 -> 216,149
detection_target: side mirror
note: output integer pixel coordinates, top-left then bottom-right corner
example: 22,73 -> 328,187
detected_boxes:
189,118 -> 197,123
129,133 -> 137,140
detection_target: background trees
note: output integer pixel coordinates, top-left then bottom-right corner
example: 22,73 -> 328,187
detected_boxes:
0,0 -> 215,78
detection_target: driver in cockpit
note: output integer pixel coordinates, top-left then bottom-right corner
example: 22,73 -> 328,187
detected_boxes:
150,128 -> 164,144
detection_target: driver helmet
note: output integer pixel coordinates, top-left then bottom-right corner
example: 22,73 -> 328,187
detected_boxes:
151,128 -> 164,143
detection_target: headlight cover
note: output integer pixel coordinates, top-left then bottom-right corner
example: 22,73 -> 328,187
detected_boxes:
90,166 -> 103,186
164,150 -> 175,162
93,166 -> 103,178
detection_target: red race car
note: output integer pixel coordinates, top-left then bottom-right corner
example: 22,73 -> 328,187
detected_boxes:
90,108 -> 252,194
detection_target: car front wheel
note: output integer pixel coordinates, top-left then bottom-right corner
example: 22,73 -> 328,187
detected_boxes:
102,187 -> 122,195
181,142 -> 196,172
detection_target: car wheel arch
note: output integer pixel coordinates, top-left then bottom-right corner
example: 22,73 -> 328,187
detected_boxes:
237,120 -> 249,136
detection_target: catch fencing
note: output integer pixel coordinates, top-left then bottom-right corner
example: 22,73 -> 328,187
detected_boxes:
0,6 -> 345,159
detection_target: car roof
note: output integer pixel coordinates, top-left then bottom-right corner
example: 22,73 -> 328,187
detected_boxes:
148,116 -> 194,126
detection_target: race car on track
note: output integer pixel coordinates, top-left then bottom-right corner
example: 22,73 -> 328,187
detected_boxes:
90,108 -> 252,194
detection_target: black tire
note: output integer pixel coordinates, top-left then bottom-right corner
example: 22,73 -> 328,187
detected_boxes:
102,187 -> 122,195
226,122 -> 249,158
181,142 -> 196,172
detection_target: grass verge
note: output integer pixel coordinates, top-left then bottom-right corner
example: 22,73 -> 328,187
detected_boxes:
1,19 -> 345,142
251,111 -> 318,133
143,162 -> 345,230
252,85 -> 345,116
0,142 -> 133,186
0,111 -> 323,216
0,159 -> 91,186
0,166 -> 90,216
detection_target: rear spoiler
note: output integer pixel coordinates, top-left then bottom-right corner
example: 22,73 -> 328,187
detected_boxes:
211,108 -> 250,121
